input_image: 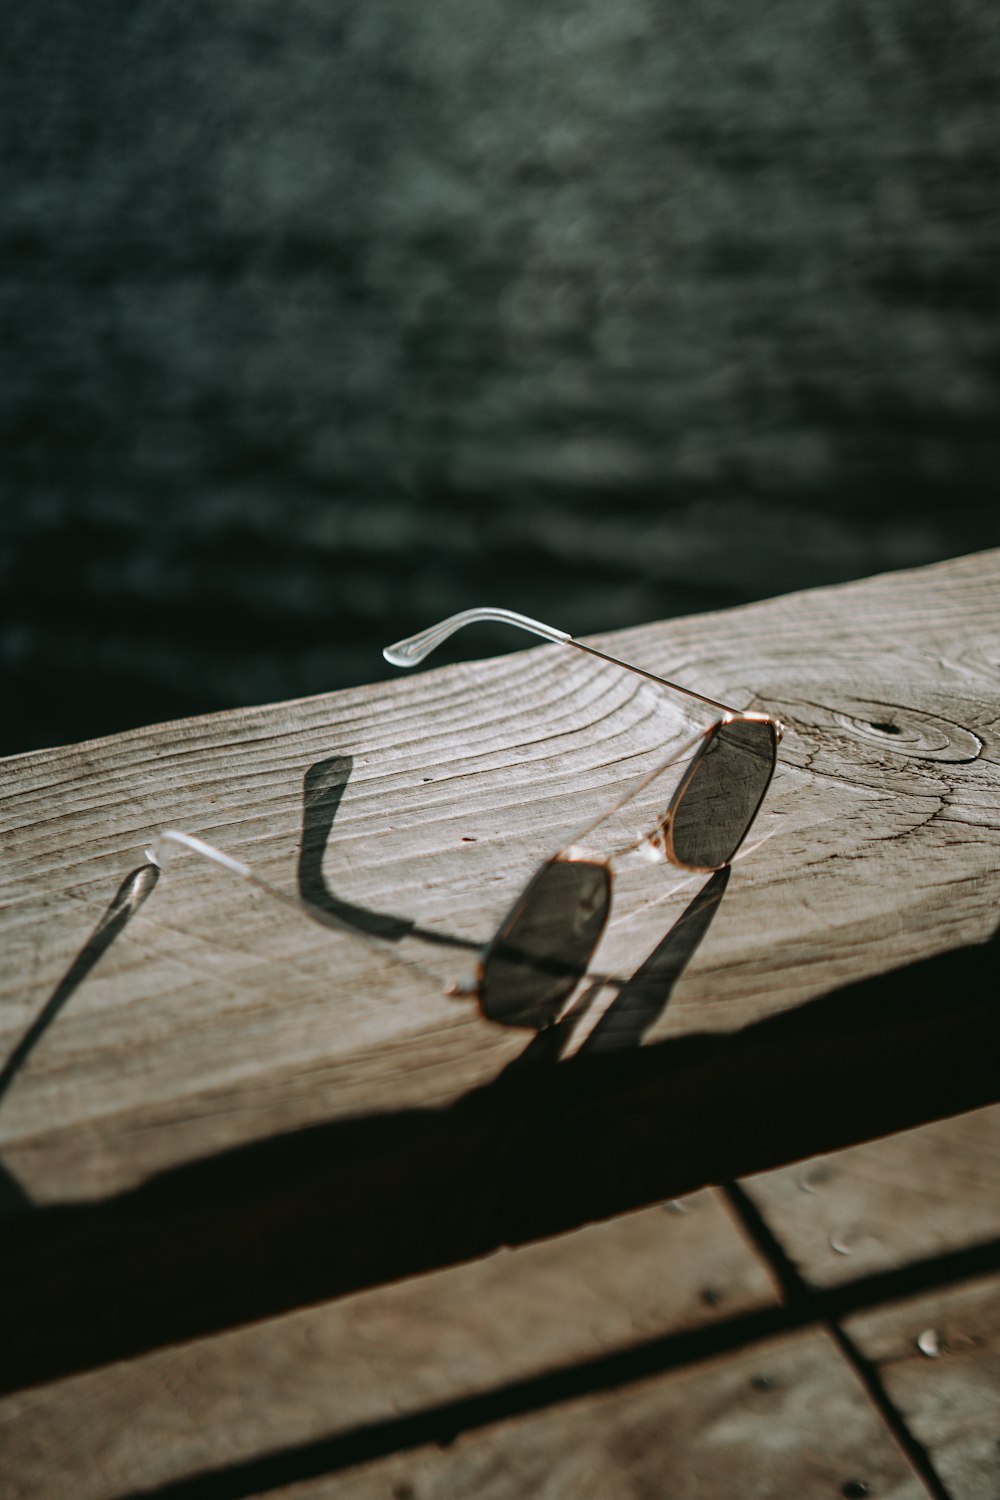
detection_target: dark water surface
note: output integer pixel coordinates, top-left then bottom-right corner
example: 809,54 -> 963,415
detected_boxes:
2,0 -> 998,755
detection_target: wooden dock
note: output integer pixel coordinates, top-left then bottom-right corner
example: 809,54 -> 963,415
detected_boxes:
1,550 -> 998,1495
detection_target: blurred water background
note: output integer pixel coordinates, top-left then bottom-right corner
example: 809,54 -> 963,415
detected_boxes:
3,0 -> 998,756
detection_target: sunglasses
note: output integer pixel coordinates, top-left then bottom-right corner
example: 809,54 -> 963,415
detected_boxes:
382,608 -> 781,1028
151,608 -> 782,1031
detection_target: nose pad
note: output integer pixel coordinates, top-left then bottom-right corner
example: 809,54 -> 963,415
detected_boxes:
639,823 -> 669,861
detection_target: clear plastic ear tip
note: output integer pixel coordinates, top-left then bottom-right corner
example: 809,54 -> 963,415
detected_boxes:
383,640 -> 422,668
146,832 -> 183,867
147,831 -> 186,868
383,608 -> 570,670
146,830 -> 252,879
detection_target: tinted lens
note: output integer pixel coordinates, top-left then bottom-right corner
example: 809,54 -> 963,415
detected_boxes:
479,858 -> 611,1029
669,719 -> 777,870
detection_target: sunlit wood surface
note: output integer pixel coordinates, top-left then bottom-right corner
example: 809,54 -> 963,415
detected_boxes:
1,550 -> 998,1393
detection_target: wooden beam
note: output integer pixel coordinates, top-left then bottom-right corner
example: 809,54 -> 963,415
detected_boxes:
847,1276 -> 1000,1500
161,1328 -> 925,1500
1,550 -> 998,1391
744,1102 -> 1000,1288
0,1192 -> 778,1499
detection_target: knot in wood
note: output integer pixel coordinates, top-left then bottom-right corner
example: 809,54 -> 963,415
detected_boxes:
829,697 -> 983,764
763,690 -> 983,795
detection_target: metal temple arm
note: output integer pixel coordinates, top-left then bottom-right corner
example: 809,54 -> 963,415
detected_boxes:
383,607 -> 735,713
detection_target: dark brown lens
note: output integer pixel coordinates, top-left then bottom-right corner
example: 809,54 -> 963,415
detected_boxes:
669,719 -> 777,870
479,858 -> 611,1029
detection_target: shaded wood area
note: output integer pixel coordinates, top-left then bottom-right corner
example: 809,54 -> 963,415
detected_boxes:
743,1103 -> 1000,1288
0,1193 -> 778,1500
153,1329 -> 927,1500
6,1104 -> 1000,1496
0,550 -> 998,1393
846,1276 -> 1000,1500
736,1104 -> 1000,1500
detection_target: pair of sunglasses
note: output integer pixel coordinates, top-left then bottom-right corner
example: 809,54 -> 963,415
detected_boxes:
152,608 -> 782,1031
383,608 -> 782,1028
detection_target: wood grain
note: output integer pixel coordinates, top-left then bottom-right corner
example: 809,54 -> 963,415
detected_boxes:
846,1275 -> 1000,1500
1,550 -> 998,1390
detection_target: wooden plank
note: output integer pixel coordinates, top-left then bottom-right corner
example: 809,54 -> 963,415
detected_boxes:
1,550 -> 999,1389
0,1191 -> 777,1500
846,1275 -> 1000,1500
741,1103 -> 1000,1288
214,1329 -> 926,1500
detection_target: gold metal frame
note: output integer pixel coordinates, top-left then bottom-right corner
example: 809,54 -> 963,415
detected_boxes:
467,711 -> 783,1023
660,711 -> 782,874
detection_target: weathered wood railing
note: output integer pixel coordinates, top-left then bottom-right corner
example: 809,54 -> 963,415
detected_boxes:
1,550 -> 997,1394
